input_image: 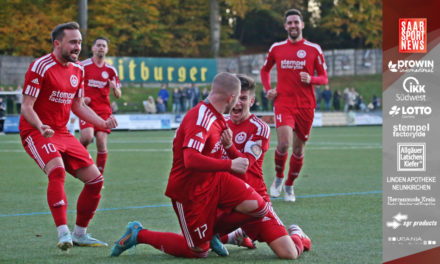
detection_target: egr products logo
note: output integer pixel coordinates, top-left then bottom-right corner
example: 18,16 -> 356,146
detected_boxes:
399,18 -> 427,53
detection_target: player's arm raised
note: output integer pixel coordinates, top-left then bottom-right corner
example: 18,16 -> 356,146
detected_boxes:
221,128 -> 257,168
21,94 -> 54,138
71,97 -> 118,129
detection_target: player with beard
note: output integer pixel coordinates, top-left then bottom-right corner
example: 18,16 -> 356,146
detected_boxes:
19,22 -> 118,251
261,9 -> 328,202
79,37 -> 121,175
111,73 -> 270,259
217,74 -> 311,259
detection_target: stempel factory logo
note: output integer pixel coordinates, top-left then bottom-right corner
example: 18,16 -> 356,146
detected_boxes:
399,18 -> 427,53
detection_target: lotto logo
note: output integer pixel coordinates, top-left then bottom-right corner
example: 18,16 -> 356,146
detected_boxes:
399,18 -> 427,53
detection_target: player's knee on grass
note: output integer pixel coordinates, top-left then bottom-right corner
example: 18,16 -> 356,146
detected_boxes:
269,235 -> 299,260
190,241 -> 210,258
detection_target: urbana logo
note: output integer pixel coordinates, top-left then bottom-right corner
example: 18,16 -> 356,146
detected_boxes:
396,76 -> 426,102
388,60 -> 434,73
389,105 -> 432,118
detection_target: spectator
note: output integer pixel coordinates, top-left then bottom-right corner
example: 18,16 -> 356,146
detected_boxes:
260,90 -> 269,111
172,87 -> 181,113
356,95 -> 367,112
321,84 -> 332,111
372,95 -> 380,110
179,87 -> 186,112
347,87 -> 358,111
315,85 -> 322,111
158,84 -> 170,109
343,88 -> 350,112
184,86 -> 194,111
143,96 -> 156,114
0,97 -> 5,132
332,89 -> 341,111
6,86 -> 14,114
201,87 -> 209,100
111,101 -> 119,114
15,85 -> 23,114
156,96 -> 166,113
191,83 -> 200,107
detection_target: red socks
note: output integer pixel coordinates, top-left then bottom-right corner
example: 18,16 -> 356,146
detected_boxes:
47,166 -> 67,226
290,234 -> 304,257
76,175 -> 103,227
96,152 -> 108,174
285,153 -> 303,186
137,230 -> 208,258
275,148 -> 288,179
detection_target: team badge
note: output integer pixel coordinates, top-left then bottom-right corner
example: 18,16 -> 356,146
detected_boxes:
102,71 -> 109,79
70,75 -> 78,87
297,50 -> 306,58
235,132 -> 247,144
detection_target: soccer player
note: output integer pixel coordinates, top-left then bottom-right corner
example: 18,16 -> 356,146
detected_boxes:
19,22 -> 118,251
218,74 -> 311,259
79,37 -> 121,175
111,72 -> 270,258
260,9 -> 328,202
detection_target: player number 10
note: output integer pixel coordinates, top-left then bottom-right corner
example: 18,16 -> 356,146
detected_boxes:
42,143 -> 56,154
194,224 -> 208,239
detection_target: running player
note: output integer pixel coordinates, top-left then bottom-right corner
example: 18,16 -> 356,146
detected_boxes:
217,74 -> 311,259
79,36 -> 121,175
260,9 -> 328,202
19,22 -> 117,251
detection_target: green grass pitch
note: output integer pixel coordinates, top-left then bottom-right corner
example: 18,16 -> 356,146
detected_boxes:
0,126 -> 382,263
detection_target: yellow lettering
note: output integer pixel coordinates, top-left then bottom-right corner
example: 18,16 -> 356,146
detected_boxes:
200,67 -> 208,82
167,67 -> 175,81
118,59 -> 124,80
106,58 -> 113,65
129,60 -> 136,81
178,67 -> 186,82
141,62 -> 149,81
154,67 -> 163,81
190,67 -> 197,82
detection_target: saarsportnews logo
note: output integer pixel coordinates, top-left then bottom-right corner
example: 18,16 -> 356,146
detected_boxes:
399,18 -> 427,53
388,60 -> 434,73
389,105 -> 432,118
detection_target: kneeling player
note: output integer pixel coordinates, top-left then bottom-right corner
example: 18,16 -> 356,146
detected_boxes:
216,74 -> 311,259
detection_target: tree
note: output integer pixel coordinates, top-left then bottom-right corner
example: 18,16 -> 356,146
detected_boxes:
321,0 -> 382,48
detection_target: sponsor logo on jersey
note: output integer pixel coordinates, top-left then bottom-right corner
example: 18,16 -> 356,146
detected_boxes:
297,50 -> 306,58
88,79 -> 107,88
70,75 -> 79,87
280,59 -> 306,70
101,71 -> 109,79
388,60 -> 434,73
49,90 -> 76,104
234,132 -> 247,144
399,18 -> 427,53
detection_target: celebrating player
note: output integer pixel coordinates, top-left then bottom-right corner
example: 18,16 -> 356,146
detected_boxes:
111,72 -> 270,258
217,74 -> 311,259
79,37 -> 121,175
19,22 -> 117,251
260,9 -> 328,202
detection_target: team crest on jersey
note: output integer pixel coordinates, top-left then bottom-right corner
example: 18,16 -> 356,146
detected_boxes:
297,50 -> 307,58
70,75 -> 79,87
101,71 -> 109,79
234,132 -> 247,144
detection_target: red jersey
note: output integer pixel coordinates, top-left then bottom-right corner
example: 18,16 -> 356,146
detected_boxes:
19,53 -> 84,132
165,101 -> 228,203
81,58 -> 121,115
225,115 -> 271,201
261,38 -> 327,108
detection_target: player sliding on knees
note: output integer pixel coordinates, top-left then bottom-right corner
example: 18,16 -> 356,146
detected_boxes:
110,72 -> 270,258
214,74 -> 311,259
